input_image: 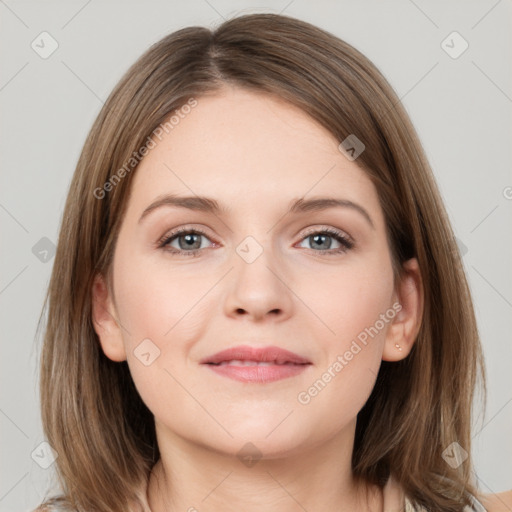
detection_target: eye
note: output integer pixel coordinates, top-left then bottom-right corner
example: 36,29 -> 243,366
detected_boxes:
296,227 -> 354,255
157,227 -> 214,257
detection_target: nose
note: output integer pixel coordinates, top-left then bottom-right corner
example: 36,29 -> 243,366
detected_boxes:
223,241 -> 294,322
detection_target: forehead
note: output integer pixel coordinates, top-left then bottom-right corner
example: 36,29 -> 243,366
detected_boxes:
124,87 -> 382,223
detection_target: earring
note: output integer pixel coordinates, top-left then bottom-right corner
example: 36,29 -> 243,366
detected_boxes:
395,343 -> 403,351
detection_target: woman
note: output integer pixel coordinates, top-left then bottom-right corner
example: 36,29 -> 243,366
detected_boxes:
35,12 -> 511,512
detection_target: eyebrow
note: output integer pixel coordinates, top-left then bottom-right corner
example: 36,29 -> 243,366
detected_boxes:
138,194 -> 375,229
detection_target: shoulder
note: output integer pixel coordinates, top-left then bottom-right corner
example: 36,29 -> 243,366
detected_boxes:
479,489 -> 512,512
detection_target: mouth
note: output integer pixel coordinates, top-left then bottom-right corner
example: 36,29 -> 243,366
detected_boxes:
208,360 -> 307,367
200,345 -> 312,383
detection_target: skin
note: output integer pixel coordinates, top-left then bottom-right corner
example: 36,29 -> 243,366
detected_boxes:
92,85 -> 423,512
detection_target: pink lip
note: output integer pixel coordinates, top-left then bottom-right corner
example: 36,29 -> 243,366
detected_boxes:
200,345 -> 312,383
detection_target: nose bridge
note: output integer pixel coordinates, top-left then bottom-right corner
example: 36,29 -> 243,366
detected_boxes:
234,232 -> 280,291
229,207 -> 278,267
224,230 -> 293,319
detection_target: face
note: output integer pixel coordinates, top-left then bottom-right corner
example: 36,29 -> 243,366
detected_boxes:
93,86 -> 420,459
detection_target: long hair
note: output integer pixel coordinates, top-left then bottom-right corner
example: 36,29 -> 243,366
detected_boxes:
35,12 -> 486,512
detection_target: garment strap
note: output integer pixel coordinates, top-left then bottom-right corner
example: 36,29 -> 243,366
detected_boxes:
404,494 -> 488,511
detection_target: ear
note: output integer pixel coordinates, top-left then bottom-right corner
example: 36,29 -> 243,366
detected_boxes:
382,258 -> 424,362
91,273 -> 127,362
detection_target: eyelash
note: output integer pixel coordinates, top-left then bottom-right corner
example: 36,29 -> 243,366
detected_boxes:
157,226 -> 354,258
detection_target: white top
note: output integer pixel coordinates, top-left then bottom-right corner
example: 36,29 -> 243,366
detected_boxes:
383,473 -> 488,511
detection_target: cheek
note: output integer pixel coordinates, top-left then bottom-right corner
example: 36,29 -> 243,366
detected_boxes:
299,252 -> 394,405
307,253 -> 395,345
295,299 -> 393,435
112,255 -> 218,413
289,268 -> 394,449
114,253 -> 214,344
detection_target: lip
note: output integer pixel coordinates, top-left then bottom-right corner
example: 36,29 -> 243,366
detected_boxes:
200,345 -> 312,383
200,345 -> 311,365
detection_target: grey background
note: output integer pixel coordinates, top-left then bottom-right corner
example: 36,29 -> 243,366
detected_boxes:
1,1 -> 511,510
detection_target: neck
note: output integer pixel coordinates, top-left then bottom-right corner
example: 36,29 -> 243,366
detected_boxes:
146,418 -> 382,512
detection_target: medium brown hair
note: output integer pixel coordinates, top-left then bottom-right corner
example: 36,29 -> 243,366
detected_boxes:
35,12 -> 486,512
